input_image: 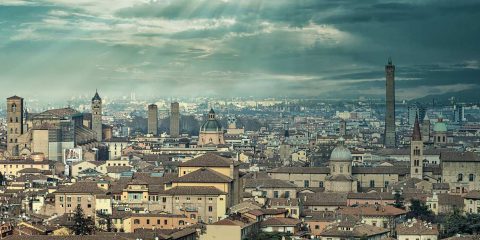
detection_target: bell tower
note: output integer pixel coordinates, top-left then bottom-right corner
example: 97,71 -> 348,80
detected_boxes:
410,114 -> 424,179
91,90 -> 103,141
6,96 -> 24,156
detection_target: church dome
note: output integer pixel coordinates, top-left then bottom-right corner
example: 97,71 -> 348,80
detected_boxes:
433,120 -> 447,133
200,109 -> 223,132
330,137 -> 352,161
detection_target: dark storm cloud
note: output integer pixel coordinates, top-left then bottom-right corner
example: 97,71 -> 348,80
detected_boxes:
0,0 -> 479,101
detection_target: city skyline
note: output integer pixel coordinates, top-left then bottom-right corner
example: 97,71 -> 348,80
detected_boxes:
0,0 -> 479,100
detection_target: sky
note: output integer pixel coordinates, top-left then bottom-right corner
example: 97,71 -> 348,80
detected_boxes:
0,0 -> 479,101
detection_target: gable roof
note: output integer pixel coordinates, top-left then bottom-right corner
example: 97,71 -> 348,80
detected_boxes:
174,168 -> 232,183
179,153 -> 237,167
55,181 -> 107,195
164,186 -> 226,195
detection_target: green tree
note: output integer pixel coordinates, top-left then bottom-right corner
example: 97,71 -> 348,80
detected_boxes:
70,205 -> 95,235
96,210 -> 112,232
393,191 -> 404,209
407,199 -> 434,222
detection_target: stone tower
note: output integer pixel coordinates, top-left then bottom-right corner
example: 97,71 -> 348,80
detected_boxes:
410,114 -> 424,179
147,104 -> 158,135
170,102 -> 180,138
6,96 -> 24,156
384,57 -> 396,148
91,90 -> 103,141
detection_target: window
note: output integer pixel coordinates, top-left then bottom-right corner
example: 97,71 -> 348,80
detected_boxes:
384,181 -> 389,187
162,197 -> 167,203
77,197 -> 82,202
146,219 -> 150,224
164,220 -> 168,224
370,180 -> 375,188
315,225 -> 319,229
383,222 -> 388,228
59,197 -> 64,202
274,191 -> 279,198
87,204 -> 91,208
134,219 -> 140,224
304,180 -> 310,188
458,174 -> 464,182
469,174 -> 475,182
285,191 -> 290,198
319,181 -> 324,188
340,165 -> 343,173
198,198 -> 202,201
208,206 -> 213,212
67,197 -> 72,202
372,221 -> 377,227
157,219 -> 161,224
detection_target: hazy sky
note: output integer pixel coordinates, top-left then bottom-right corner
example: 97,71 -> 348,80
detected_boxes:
0,0 -> 479,100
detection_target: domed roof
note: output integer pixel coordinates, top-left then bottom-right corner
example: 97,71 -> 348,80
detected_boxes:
330,137 -> 352,161
433,118 -> 447,133
201,119 -> 223,132
200,108 -> 222,132
433,122 -> 447,132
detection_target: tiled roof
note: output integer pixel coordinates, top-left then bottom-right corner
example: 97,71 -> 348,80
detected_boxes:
320,222 -> 389,238
179,153 -> 237,167
396,219 -> 438,235
302,192 -> 348,206
174,168 -> 232,183
260,217 -> 301,227
441,152 -> 480,162
465,190 -> 480,200
164,186 -> 226,195
436,194 -> 464,207
55,181 -> 107,195
268,167 -> 330,174
347,192 -> 395,200
244,178 -> 297,189
352,166 -> 409,174
337,204 -> 407,217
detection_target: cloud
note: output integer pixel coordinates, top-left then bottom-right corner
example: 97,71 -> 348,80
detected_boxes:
0,0 -> 479,101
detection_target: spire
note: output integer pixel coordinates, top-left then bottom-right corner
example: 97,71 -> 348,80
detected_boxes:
92,90 -> 101,102
387,57 -> 392,65
412,113 -> 422,141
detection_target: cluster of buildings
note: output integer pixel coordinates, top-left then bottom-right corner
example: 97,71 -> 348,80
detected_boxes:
0,59 -> 479,240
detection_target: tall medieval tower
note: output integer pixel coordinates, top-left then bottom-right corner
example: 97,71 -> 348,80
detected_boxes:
6,96 -> 24,156
385,57 -> 396,148
91,90 -> 103,141
410,114 -> 424,179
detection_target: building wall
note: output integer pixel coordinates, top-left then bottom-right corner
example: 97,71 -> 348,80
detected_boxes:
268,172 -> 328,188
31,129 -> 49,158
54,193 -> 97,217
0,161 -> 49,177
123,215 -> 193,233
397,234 -> 437,240
442,161 -> 480,193
464,198 -> 480,214
203,225 -> 241,240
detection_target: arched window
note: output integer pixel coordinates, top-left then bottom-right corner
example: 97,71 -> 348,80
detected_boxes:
133,219 -> 140,224
415,168 -> 418,173
179,220 -> 184,225
11,103 -> 16,112
458,174 -> 463,182
469,174 -> 475,182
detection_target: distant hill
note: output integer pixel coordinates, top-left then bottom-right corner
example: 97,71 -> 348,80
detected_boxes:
412,86 -> 480,105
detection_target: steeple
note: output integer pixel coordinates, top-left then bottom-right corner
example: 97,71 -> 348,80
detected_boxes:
412,114 -> 422,141
387,57 -> 392,65
92,89 -> 101,102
